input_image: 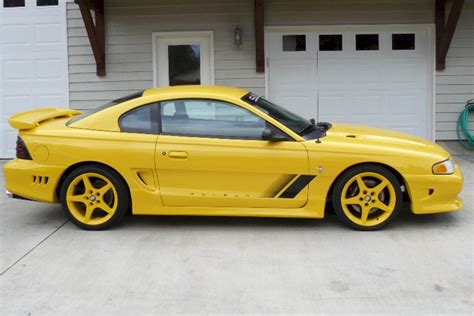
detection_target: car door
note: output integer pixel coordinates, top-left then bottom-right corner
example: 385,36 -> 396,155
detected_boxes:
155,98 -> 311,209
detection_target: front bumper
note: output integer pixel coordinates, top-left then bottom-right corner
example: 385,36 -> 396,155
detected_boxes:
405,165 -> 464,214
4,159 -> 64,203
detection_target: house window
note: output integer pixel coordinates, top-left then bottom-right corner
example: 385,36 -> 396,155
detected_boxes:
3,0 -> 25,7
392,33 -> 415,50
282,35 -> 306,52
356,34 -> 379,51
319,34 -> 343,51
168,45 -> 201,86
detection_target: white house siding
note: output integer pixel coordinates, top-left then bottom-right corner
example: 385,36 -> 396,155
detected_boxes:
67,0 -> 473,139
66,0 -> 265,110
435,1 -> 474,140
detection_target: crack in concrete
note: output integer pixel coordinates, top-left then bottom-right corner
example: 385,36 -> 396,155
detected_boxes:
0,220 -> 68,276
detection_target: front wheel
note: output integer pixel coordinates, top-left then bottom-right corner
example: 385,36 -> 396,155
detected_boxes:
60,165 -> 129,230
332,165 -> 402,231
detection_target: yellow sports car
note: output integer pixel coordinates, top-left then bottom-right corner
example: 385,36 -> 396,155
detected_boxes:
4,86 -> 464,230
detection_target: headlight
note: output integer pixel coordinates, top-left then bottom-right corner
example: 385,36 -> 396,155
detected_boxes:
432,159 -> 456,175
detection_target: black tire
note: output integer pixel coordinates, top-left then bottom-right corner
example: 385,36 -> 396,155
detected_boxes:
60,165 -> 129,230
332,164 -> 402,231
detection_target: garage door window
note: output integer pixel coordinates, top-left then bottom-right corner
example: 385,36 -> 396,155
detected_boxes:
392,33 -> 415,50
283,35 -> 306,51
161,100 -> 268,140
319,35 -> 343,51
3,0 -> 25,7
37,0 -> 58,6
356,34 -> 379,51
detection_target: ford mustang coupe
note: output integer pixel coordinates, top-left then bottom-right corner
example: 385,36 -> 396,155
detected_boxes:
4,86 -> 464,230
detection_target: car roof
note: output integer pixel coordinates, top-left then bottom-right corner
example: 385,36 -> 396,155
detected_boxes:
142,85 -> 250,99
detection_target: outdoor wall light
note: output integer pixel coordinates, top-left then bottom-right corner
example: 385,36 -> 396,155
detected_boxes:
234,25 -> 242,47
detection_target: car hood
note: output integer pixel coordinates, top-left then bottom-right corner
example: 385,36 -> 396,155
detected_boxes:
316,123 -> 450,159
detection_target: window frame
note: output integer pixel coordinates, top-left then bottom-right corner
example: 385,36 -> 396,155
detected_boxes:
158,98 -> 293,141
119,103 -> 160,135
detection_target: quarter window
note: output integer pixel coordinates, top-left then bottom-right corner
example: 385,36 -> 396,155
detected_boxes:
392,33 -> 415,50
282,35 -> 306,52
120,104 -> 159,134
356,34 -> 379,51
161,99 -> 269,140
3,0 -> 25,7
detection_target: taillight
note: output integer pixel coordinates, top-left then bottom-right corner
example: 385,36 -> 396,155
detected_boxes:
16,136 -> 32,160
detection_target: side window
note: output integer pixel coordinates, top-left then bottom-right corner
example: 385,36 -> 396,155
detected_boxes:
120,104 -> 159,134
161,99 -> 272,140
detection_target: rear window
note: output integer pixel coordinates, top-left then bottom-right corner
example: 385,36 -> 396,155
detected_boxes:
68,91 -> 144,125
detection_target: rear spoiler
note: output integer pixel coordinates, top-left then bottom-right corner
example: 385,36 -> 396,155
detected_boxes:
9,108 -> 83,130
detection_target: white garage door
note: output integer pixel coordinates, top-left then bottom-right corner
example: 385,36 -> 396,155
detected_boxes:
267,26 -> 433,139
0,0 -> 69,158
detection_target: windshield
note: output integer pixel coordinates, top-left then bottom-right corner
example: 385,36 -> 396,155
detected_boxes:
242,93 -> 312,134
68,90 -> 144,124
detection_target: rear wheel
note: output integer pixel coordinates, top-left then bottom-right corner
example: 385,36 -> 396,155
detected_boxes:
60,165 -> 129,230
332,165 -> 402,231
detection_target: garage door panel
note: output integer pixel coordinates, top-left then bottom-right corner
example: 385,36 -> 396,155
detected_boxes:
2,24 -> 29,45
316,30 -> 429,138
35,59 -> 64,80
389,62 -> 426,84
268,58 -> 318,119
2,94 -> 32,118
390,94 -> 420,114
35,23 -> 61,44
1,2 -> 68,158
268,27 -> 432,139
3,60 -> 29,80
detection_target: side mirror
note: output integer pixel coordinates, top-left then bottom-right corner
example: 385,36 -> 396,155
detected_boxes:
262,127 -> 289,141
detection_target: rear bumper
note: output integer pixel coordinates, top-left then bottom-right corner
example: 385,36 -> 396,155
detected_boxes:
405,165 -> 464,214
4,159 -> 63,203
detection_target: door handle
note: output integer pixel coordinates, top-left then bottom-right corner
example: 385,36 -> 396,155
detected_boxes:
168,151 -> 188,158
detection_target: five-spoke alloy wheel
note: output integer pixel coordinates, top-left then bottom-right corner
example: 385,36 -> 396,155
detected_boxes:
332,165 -> 402,230
60,165 -> 129,230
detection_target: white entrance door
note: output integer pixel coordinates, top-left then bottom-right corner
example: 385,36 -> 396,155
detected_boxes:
0,0 -> 69,158
153,31 -> 214,87
267,26 -> 433,139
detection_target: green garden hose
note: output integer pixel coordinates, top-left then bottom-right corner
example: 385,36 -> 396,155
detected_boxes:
457,99 -> 474,149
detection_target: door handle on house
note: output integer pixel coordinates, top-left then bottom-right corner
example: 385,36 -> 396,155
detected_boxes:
168,151 -> 188,158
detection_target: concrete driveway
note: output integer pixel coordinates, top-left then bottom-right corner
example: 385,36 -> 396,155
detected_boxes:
1,142 -> 472,315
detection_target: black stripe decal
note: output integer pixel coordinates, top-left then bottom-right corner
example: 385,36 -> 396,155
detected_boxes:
278,175 -> 316,199
269,174 -> 299,198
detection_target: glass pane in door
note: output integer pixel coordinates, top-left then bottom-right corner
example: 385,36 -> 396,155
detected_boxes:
168,45 -> 201,86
